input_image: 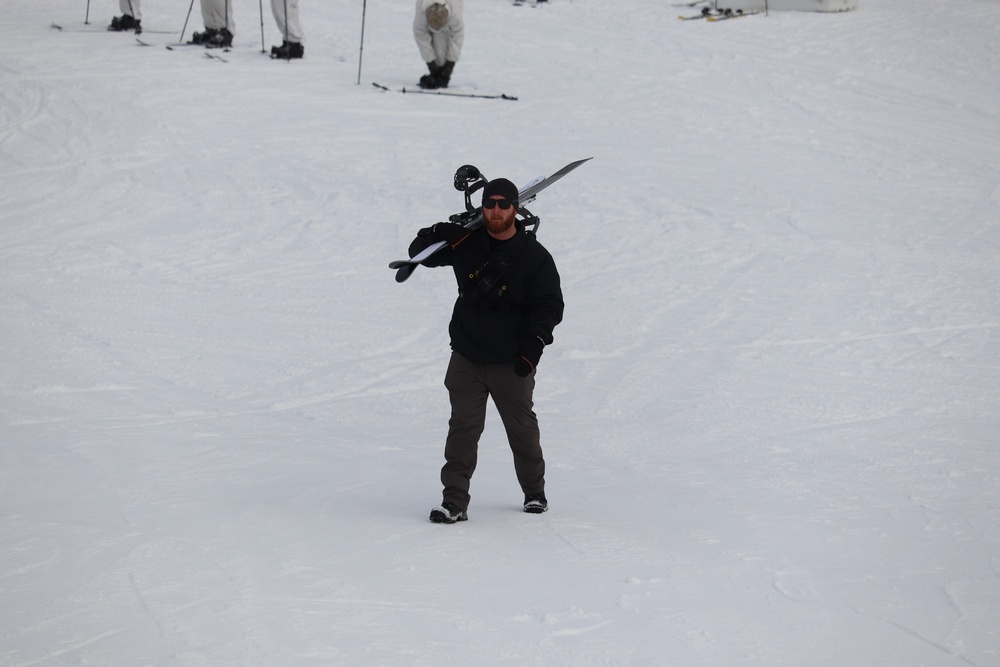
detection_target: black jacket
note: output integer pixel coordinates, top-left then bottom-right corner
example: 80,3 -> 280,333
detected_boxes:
409,223 -> 564,364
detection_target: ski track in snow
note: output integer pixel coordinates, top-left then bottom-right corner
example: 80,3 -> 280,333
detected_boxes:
3,0 -> 1000,665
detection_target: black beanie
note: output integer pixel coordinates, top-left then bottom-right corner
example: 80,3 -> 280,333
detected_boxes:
482,178 -> 519,206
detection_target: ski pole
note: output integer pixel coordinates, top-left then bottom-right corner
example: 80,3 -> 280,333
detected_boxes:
85,0 -> 91,24
180,0 -> 195,42
357,0 -> 368,85
284,0 -> 290,45
259,0 -> 265,52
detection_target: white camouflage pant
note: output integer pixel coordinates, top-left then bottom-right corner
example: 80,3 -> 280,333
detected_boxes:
271,0 -> 304,44
200,0 -> 235,33
119,0 -> 141,20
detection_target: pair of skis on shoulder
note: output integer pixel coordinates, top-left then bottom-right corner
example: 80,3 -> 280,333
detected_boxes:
389,158 -> 591,283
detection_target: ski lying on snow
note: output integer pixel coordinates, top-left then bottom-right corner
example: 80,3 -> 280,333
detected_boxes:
679,8 -> 756,20
158,41 -> 231,60
678,8 -> 721,20
143,40 -> 230,61
52,22 -> 172,33
389,157 -> 591,282
372,82 -> 517,101
136,37 -> 195,47
706,9 -> 758,21
52,22 -> 101,31
135,35 -> 235,54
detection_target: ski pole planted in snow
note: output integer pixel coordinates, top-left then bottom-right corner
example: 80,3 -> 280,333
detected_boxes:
284,0 -> 290,46
259,0 -> 266,52
357,0 -> 367,84
180,0 -> 195,42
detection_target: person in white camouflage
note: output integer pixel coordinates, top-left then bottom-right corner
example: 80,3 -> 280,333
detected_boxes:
413,0 -> 464,89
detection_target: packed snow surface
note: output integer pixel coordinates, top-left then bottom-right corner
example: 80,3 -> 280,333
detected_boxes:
2,0 -> 999,665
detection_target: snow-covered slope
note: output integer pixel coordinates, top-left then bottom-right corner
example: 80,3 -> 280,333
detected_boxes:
2,0 -> 998,664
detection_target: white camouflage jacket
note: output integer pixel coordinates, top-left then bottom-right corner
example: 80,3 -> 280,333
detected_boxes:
413,0 -> 465,65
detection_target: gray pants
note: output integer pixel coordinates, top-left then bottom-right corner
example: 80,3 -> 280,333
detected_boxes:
440,351 -> 545,511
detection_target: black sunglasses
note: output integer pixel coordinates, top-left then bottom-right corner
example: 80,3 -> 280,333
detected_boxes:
483,198 -> 515,210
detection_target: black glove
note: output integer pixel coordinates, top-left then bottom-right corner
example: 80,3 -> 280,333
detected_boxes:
514,336 -> 545,377
432,222 -> 469,245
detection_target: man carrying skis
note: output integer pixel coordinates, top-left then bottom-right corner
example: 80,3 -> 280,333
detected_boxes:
408,177 -> 564,524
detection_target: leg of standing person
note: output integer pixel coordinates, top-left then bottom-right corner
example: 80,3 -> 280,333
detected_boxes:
192,0 -> 218,43
270,0 -> 305,59
199,0 -> 234,47
217,0 -> 235,46
439,352 -> 490,513
487,363 -> 546,501
109,0 -> 140,31
127,0 -> 141,32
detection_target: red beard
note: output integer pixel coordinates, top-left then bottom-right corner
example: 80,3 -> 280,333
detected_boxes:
486,214 -> 514,236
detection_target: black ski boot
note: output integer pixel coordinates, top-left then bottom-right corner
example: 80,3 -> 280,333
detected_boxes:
190,28 -> 218,45
419,61 -> 443,89
206,28 -> 233,48
108,14 -> 137,32
419,60 -> 455,89
270,40 -> 304,59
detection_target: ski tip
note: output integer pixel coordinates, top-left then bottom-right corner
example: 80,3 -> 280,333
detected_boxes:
395,264 -> 417,283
